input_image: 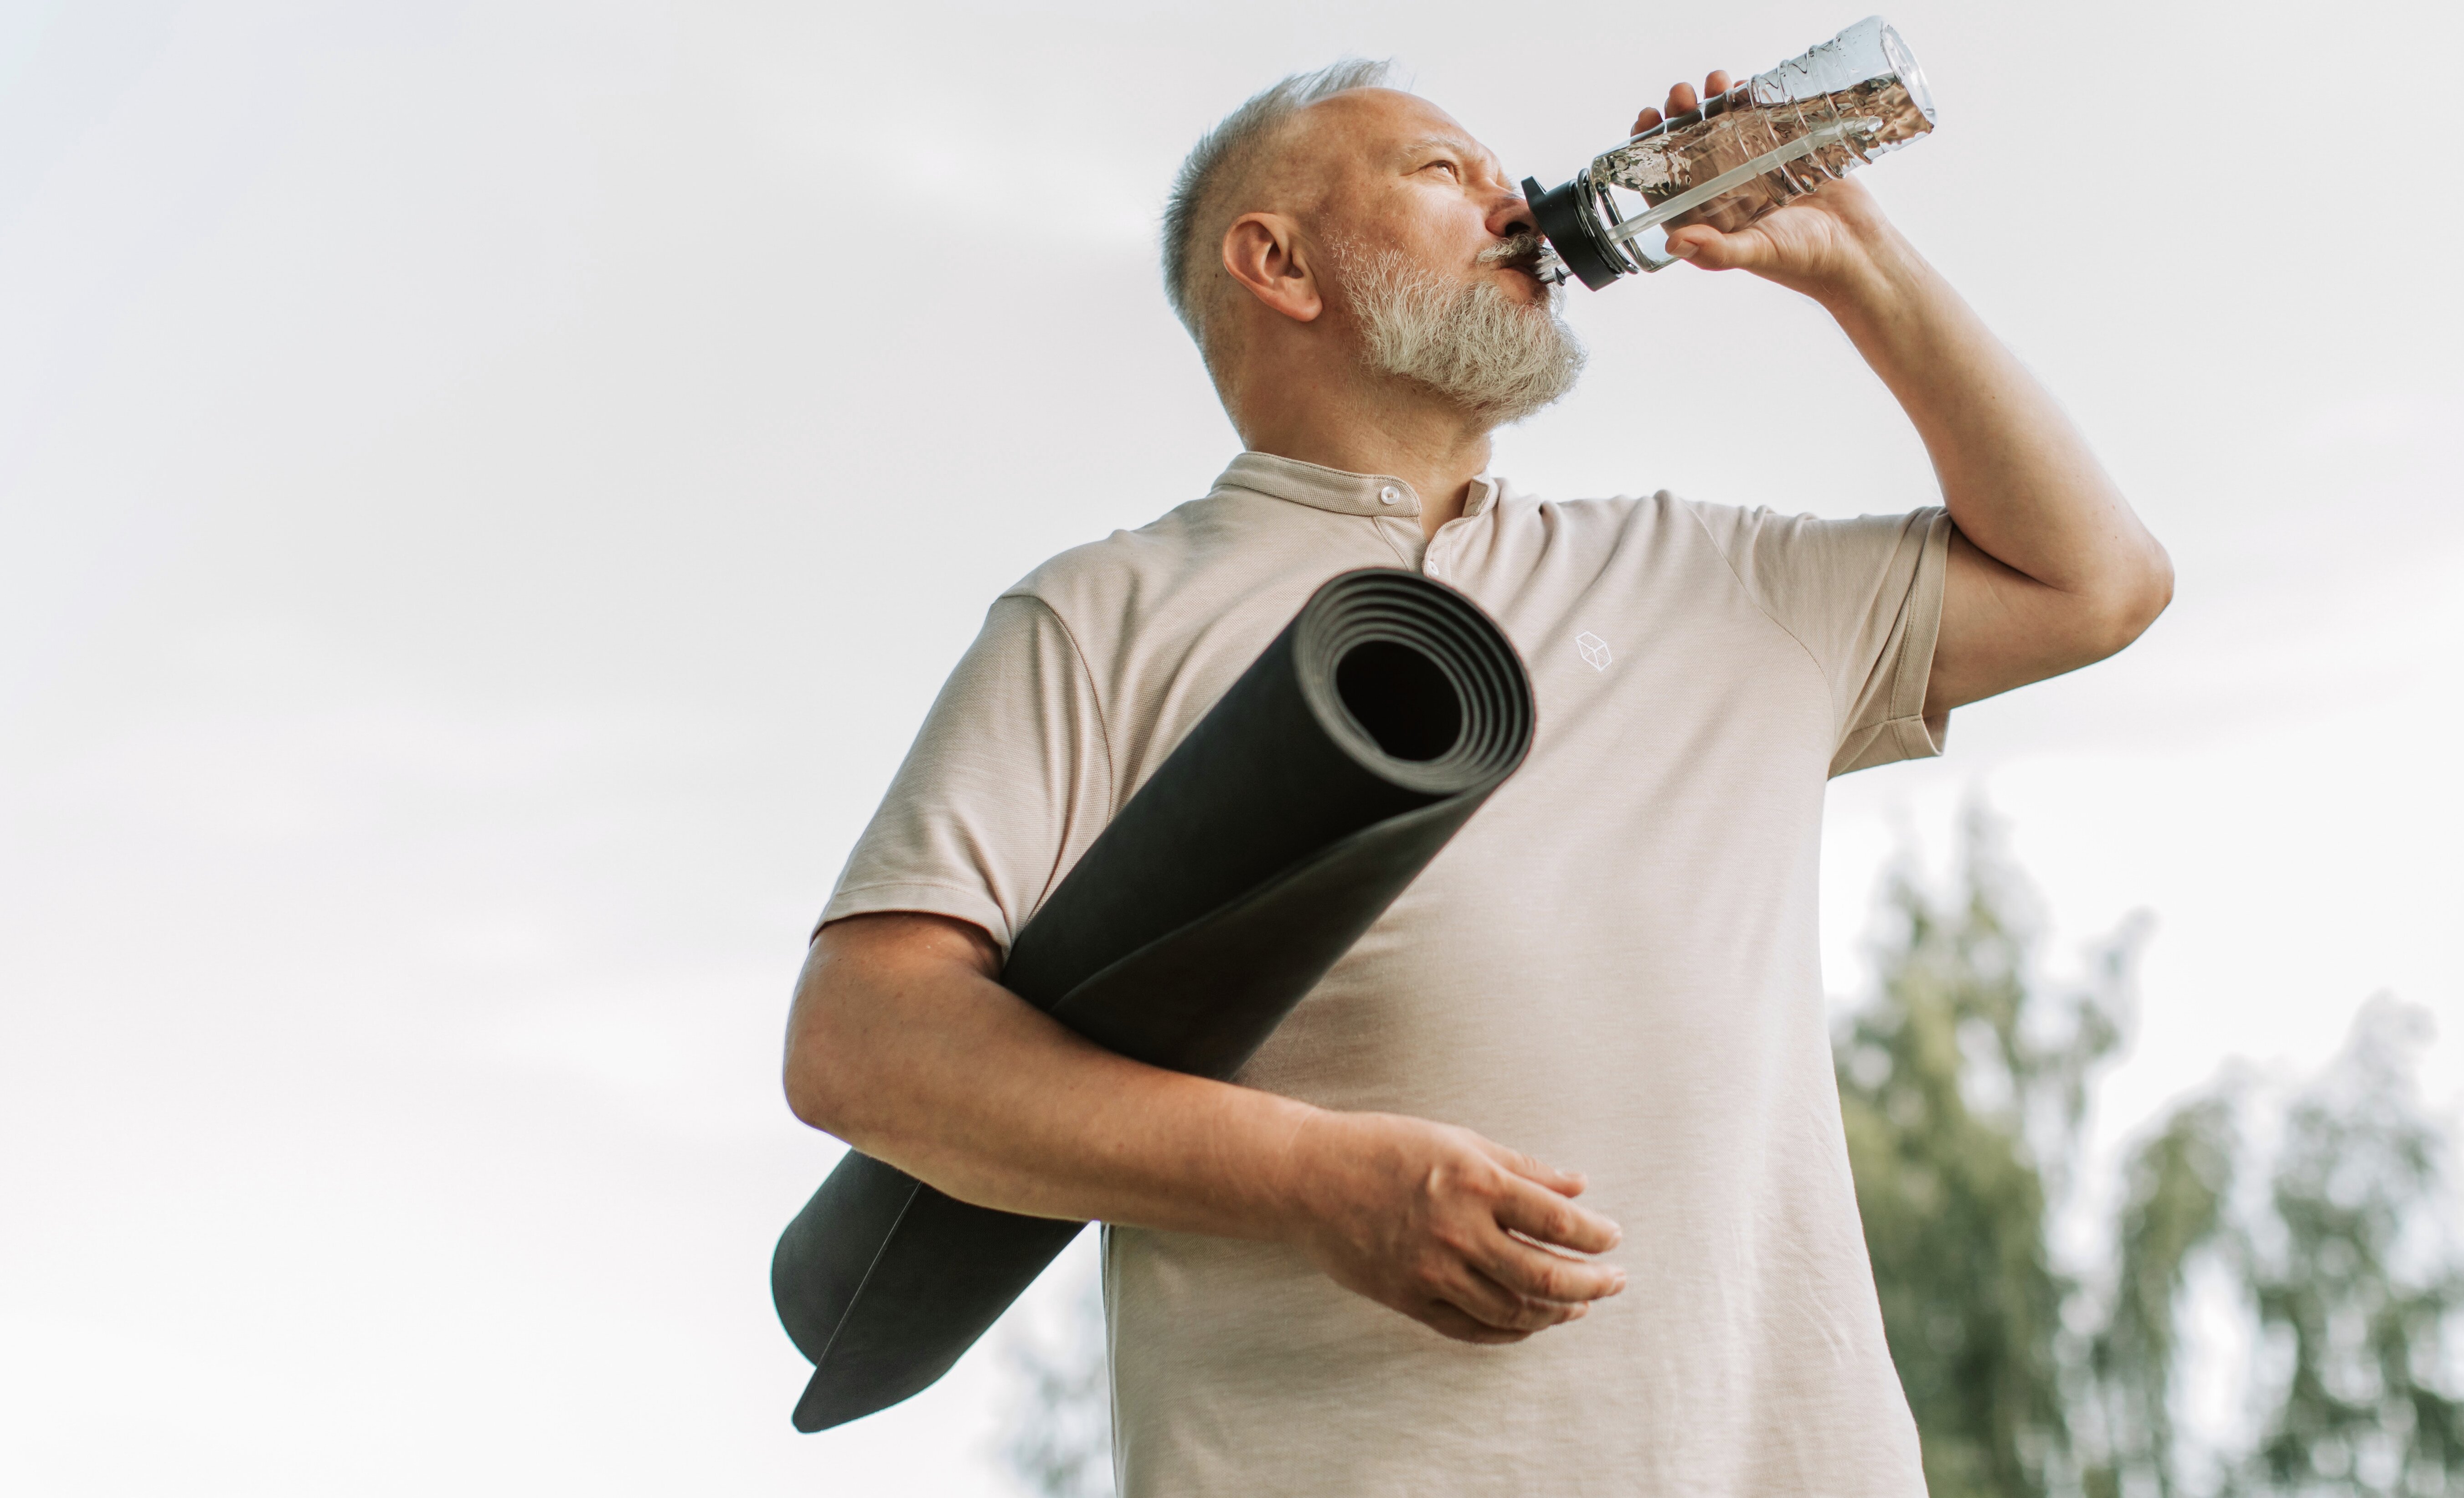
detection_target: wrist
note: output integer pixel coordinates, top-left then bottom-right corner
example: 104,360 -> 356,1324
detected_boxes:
1813,221 -> 1933,331
1260,1102 -> 1349,1243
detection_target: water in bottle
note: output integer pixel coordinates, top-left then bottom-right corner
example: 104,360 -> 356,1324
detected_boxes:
1523,16 -> 1937,289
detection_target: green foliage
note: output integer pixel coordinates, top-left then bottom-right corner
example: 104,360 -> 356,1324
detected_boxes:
2086,1091 -> 2239,1498
2237,999 -> 2464,1498
1836,807 -> 2129,1498
1843,811 -> 2464,1498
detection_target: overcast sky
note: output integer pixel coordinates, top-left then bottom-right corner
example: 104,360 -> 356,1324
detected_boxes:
3,1 -> 2458,1493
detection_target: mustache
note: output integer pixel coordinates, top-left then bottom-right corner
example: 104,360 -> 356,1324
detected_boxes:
1478,232 -> 1551,274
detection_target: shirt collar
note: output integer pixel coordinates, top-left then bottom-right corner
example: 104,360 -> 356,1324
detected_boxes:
1209,450 -> 1505,520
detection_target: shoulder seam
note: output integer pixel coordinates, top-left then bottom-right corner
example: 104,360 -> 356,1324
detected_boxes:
1010,592 -> 1117,916
1680,499 -> 1840,740
1016,595 -> 1117,799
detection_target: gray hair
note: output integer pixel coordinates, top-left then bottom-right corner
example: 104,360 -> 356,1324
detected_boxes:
1160,58 -> 1396,341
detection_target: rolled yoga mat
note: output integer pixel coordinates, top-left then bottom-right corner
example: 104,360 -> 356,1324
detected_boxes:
773,567 -> 1536,1433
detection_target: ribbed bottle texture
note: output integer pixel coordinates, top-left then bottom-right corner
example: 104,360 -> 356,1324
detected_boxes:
1526,17 -> 1936,287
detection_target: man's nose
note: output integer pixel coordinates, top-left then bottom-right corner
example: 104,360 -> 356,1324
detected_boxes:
1487,190 -> 1537,242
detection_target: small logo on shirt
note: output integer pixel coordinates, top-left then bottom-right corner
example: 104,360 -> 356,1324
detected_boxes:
1575,631 -> 1612,671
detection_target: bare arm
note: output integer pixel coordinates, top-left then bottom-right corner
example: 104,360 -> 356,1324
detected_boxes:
784,911 -> 1626,1344
1644,78 -> 2172,716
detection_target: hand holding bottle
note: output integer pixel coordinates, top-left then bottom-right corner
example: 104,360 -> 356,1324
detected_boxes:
1522,17 -> 1935,291
1617,65 -> 1910,308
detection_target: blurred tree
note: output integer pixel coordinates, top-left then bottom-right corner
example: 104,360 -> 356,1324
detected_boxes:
2077,999 -> 2464,1498
1835,807 -> 2133,1498
2083,1089 -> 2239,1498
1001,1264 -> 1115,1498
2235,998 -> 2464,1498
1840,813 -> 2464,1498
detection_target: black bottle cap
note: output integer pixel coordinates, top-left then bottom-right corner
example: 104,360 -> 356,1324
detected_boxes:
1521,175 -> 1624,292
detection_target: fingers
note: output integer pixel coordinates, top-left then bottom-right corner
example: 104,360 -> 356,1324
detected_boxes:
1479,1223 -> 1627,1304
1664,223 -> 1758,272
1635,69 -> 1732,137
1468,1153 -> 1626,1256
1494,1174 -> 1623,1255
1418,1299 -> 1534,1345
1475,1137 -> 1587,1197
1438,1258 -> 1594,1333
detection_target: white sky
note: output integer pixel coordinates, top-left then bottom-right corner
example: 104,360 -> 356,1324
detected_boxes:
2,1 -> 2457,1493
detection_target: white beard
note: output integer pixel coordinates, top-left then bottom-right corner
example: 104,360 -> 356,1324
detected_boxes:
1331,240 -> 1587,424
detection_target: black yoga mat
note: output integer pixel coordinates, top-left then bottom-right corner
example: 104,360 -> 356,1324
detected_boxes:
773,567 -> 1536,1433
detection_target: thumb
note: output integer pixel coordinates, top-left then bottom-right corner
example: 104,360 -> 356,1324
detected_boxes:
1665,224 -> 1762,272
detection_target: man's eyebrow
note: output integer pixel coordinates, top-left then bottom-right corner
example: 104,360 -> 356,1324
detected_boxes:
1395,134 -> 1503,175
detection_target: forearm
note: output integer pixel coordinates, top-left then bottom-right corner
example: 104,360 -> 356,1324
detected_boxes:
1817,225 -> 2165,607
1655,85 -> 2169,705
784,912 -> 1626,1344
784,914 -> 1319,1237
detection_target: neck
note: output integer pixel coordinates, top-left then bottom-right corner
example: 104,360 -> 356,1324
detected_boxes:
1231,369 -> 1495,540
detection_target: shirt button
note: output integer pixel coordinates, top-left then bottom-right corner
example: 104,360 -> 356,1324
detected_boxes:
1378,486 -> 1401,505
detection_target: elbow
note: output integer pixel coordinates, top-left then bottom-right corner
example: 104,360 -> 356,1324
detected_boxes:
2115,536 -> 2175,649
2078,535 -> 2174,665
783,1056 -> 840,1135
782,1040 -> 846,1137
782,971 -> 861,1139
778,911 -> 1000,1148
784,1015 -> 872,1141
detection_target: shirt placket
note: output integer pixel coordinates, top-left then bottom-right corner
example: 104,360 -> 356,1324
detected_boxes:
1368,481 -> 1428,571
1419,478 -> 1493,583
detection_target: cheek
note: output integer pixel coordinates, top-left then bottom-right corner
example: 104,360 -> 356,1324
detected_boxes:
1376,188 -> 1490,270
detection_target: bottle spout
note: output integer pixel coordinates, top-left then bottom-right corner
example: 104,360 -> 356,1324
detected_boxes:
1520,175 -> 1623,291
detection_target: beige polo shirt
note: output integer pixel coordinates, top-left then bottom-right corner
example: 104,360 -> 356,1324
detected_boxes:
821,451 -> 1950,1498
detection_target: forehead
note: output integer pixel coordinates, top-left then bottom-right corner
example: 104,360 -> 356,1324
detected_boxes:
1290,88 -> 1498,177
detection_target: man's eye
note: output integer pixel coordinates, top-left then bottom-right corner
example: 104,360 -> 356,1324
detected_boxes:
1427,160 -> 1460,180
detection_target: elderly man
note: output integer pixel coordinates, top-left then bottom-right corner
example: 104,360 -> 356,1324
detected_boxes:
786,57 -> 2169,1497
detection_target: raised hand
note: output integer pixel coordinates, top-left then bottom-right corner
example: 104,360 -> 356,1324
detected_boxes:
1629,68 -> 1903,304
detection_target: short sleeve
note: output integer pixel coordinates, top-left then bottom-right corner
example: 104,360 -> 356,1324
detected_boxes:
817,592 -> 1115,954
1697,504 -> 1954,778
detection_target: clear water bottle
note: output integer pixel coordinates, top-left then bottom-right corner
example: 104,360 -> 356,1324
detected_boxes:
1523,16 -> 1937,289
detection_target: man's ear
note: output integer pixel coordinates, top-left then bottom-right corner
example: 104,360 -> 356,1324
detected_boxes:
1221,212 -> 1324,324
